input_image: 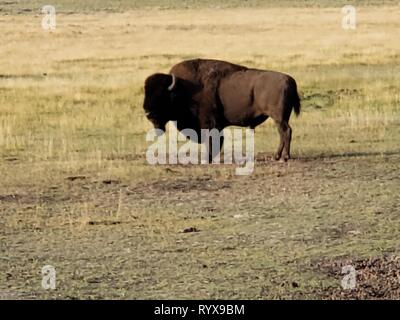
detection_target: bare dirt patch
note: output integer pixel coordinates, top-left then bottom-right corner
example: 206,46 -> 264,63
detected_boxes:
314,255 -> 400,299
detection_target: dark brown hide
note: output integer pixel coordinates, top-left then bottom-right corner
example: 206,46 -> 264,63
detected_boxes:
143,59 -> 301,161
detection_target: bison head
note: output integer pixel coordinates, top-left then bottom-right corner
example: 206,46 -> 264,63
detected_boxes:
143,73 -> 178,132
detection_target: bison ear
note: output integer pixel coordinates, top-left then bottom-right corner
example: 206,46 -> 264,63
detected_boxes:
168,74 -> 176,91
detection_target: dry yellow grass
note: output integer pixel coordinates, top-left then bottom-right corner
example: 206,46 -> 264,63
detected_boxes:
1,7 -> 400,67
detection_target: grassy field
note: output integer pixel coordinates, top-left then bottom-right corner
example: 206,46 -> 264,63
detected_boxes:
2,0 -> 400,13
0,1 -> 400,299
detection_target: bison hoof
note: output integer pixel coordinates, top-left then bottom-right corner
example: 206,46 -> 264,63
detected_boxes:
274,154 -> 281,161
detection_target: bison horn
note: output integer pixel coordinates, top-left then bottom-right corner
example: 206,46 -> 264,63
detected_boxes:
168,74 -> 176,91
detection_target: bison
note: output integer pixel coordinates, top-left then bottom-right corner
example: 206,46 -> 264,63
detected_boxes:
143,58 -> 300,162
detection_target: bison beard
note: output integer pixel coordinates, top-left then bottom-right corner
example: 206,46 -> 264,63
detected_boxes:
143,58 -> 301,162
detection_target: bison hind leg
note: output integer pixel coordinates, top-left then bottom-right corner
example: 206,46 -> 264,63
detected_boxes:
282,122 -> 292,161
201,131 -> 224,164
274,120 -> 292,161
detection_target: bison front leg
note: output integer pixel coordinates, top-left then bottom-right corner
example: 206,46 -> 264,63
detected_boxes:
206,132 -> 224,163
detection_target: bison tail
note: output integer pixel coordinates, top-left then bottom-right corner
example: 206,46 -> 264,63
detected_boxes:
286,77 -> 301,117
293,88 -> 301,117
